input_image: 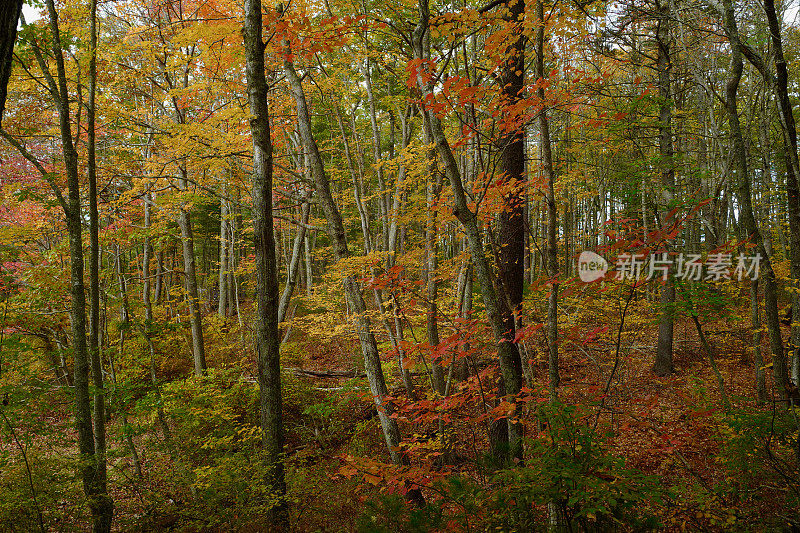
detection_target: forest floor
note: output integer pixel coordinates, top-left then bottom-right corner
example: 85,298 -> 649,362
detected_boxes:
6,307 -> 797,531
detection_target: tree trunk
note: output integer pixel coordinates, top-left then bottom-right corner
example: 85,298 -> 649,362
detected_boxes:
177,197 -> 207,376
284,51 -> 406,466
751,279 -> 767,403
534,0 -> 559,397
218,194 -> 229,317
35,0 -> 113,528
278,200 -> 310,324
413,0 -> 523,463
0,0 -> 21,124
653,0 -> 676,377
243,0 -> 288,523
143,197 -> 171,443
423,121 -> 446,396
720,0 -> 788,399
761,0 -> 800,385
86,2 -> 112,527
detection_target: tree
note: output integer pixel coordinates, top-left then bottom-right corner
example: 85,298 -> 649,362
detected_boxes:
243,0 -> 288,522
1,0 -> 114,529
282,20 -> 407,468
719,0 -> 788,399
412,0 -> 523,463
0,0 -> 22,124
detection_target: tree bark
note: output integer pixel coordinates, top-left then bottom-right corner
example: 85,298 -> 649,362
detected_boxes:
86,2 -> 113,528
0,0 -> 21,124
761,0 -> 800,385
177,193 -> 207,376
534,0 -> 559,397
218,193 -> 229,317
284,50 -> 406,466
243,0 -> 288,523
720,0 -> 788,399
653,0 -> 676,377
413,0 -> 523,463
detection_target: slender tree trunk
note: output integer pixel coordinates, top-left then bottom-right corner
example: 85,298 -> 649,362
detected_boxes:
218,193 -> 229,317
362,59 -> 390,252
284,52 -> 407,467
423,120 -> 446,396
304,229 -> 313,297
414,0 -> 523,463
760,0 -> 800,385
143,197 -> 171,443
155,249 -> 164,304
653,0 -> 676,377
114,247 -> 143,478
22,0 -> 115,529
751,279 -> 767,403
86,2 -> 112,525
534,0 -> 560,396
243,0 -> 288,522
278,200 -> 310,324
720,0 -> 788,399
176,180 -> 207,376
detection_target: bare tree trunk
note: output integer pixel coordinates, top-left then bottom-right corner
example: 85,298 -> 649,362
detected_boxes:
284,51 -> 406,467
414,0 -> 523,463
720,0 -> 788,399
177,189 -> 207,376
653,0 -> 676,377
243,0 -> 288,523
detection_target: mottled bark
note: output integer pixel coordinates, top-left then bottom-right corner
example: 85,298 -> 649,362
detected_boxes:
243,0 -> 288,522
